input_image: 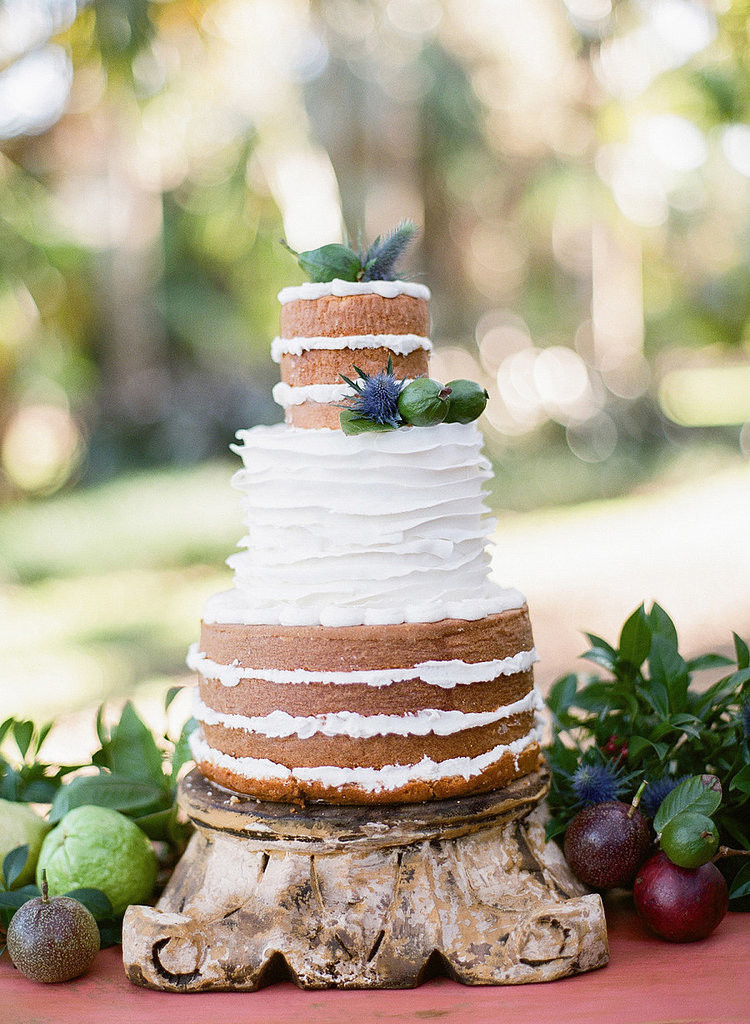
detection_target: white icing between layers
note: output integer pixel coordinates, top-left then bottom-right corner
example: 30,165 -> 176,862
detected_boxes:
272,381 -> 354,409
278,280 -> 430,304
187,643 -> 538,689
202,422 -> 522,628
189,728 -> 542,792
271,334 -> 432,362
193,688 -> 544,739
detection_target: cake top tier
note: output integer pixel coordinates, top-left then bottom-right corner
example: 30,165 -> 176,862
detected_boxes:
274,280 -> 432,430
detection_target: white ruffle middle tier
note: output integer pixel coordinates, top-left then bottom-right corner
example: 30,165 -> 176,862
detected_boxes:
202,422 -> 525,627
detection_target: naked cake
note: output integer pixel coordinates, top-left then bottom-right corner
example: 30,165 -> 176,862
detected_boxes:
187,274 -> 543,804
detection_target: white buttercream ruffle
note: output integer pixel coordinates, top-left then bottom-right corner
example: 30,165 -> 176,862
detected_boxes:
198,422 -> 524,628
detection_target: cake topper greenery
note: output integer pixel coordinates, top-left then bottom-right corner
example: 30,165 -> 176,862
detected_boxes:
338,360 -> 489,435
281,220 -> 418,283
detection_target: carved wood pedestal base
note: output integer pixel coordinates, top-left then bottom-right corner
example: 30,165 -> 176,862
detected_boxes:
122,768 -> 609,991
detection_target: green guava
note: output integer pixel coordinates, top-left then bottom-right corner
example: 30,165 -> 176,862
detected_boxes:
36,805 -> 157,917
0,799 -> 51,888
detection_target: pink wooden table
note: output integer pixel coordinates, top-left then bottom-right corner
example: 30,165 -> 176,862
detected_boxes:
3,899 -> 747,1024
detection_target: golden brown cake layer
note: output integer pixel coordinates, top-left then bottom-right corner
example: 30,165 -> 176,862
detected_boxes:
200,607 -> 533,672
194,742 -> 543,805
280,293 -> 429,338
280,346 -> 428,386
201,713 -> 532,771
198,669 -> 534,720
285,402 -> 340,429
193,609 -> 539,804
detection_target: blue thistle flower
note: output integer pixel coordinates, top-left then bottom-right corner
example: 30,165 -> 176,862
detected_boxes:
642,774 -> 689,818
743,700 -> 750,741
340,358 -> 405,427
571,760 -> 623,805
361,220 -> 418,281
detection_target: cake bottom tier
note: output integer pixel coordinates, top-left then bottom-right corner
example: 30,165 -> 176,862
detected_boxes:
189,607 -> 543,805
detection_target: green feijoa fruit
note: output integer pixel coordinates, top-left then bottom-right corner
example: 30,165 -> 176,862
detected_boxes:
660,811 -> 719,869
444,379 -> 489,423
397,378 -> 451,427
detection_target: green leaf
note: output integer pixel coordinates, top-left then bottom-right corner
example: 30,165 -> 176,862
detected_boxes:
97,920 -> 122,948
33,722 -> 53,757
734,632 -> 750,671
687,653 -> 734,672
49,774 -> 167,823
546,674 -> 577,717
653,774 -> 722,834
133,805 -> 178,842
693,669 -> 750,715
637,674 -> 670,719
648,603 -> 679,647
64,888 -> 113,920
0,718 -> 14,746
164,686 -> 182,711
728,862 -> 750,900
580,647 -> 617,672
627,735 -> 669,762
339,410 -> 397,435
618,604 -> 652,669
545,736 -> 580,776
170,718 -> 198,784
649,634 -> 689,714
2,845 -> 29,890
12,721 -> 34,760
667,714 -> 703,740
19,778 -> 61,804
0,885 -> 40,929
544,815 -> 569,841
585,633 -> 616,655
95,704 -> 109,749
109,702 -> 166,787
729,764 -> 750,795
293,242 -> 363,283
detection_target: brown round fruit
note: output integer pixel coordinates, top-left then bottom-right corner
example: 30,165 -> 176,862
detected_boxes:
633,851 -> 728,943
7,885 -> 100,984
563,800 -> 651,890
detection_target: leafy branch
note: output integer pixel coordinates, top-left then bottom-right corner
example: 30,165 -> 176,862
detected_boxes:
282,220 -> 418,283
0,693 -> 198,945
544,603 -> 750,902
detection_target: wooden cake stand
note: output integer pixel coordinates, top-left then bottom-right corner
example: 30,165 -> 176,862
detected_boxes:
122,768 -> 608,991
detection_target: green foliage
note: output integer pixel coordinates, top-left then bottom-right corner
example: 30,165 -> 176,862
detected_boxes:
281,221 -> 418,284
0,698 -> 197,855
0,695 -> 198,948
545,603 -> 750,900
339,410 -> 398,435
0,719 -> 80,803
2,846 -> 30,891
653,774 -> 722,834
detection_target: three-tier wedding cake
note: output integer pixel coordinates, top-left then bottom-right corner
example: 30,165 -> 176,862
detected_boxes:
187,274 -> 543,804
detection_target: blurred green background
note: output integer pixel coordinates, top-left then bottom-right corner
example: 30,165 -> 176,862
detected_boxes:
1,0 -> 749,736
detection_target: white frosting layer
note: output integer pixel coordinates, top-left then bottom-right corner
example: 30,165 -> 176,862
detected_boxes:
190,728 -> 541,792
272,381 -> 353,409
187,643 -> 538,689
278,279 -> 430,304
201,422 -> 524,628
271,334 -> 432,362
194,688 -> 543,739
